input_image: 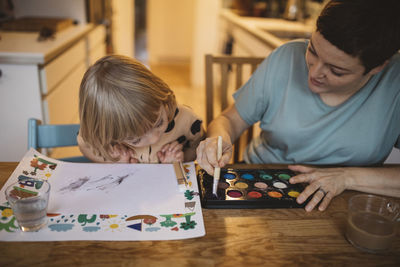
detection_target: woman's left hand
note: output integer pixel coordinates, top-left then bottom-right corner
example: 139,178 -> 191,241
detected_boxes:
288,165 -> 349,212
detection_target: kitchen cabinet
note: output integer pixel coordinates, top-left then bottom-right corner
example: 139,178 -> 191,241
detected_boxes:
0,64 -> 43,161
220,9 -> 313,57
230,26 -> 274,57
0,24 -> 106,161
220,9 -> 277,57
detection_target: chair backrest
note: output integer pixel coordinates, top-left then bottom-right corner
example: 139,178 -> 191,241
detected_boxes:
205,54 -> 264,162
28,118 -> 90,162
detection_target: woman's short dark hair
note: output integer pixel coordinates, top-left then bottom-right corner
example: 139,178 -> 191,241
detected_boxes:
316,0 -> 400,73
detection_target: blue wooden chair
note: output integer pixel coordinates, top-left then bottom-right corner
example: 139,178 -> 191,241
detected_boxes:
28,118 -> 91,162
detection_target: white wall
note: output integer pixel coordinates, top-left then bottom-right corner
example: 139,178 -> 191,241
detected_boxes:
111,0 -> 134,57
147,0 -> 195,64
385,148 -> 400,164
13,0 -> 87,24
146,0 -> 222,87
191,0 -> 223,88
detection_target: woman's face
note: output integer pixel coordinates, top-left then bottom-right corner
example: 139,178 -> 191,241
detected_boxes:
305,31 -> 374,105
123,106 -> 169,148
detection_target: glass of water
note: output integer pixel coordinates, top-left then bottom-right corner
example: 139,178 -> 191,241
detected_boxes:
5,179 -> 50,232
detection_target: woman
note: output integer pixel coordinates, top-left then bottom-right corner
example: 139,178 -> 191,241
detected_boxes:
196,0 -> 400,211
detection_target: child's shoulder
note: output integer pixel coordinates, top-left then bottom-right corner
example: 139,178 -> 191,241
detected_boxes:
171,104 -> 203,137
176,104 -> 202,120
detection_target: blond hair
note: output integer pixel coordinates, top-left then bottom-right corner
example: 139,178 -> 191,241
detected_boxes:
79,55 -> 177,161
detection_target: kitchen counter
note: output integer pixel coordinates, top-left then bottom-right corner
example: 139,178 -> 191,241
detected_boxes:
0,23 -> 106,162
220,9 -> 314,49
0,23 -> 94,65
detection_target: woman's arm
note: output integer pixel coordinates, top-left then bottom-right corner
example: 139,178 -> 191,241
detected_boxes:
196,104 -> 251,174
289,165 -> 400,212
346,165 -> 400,196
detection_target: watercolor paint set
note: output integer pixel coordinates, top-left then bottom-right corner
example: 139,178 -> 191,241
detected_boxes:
197,167 -> 309,209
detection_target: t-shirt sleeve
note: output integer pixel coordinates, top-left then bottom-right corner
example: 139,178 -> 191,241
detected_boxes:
233,40 -> 308,127
233,56 -> 271,126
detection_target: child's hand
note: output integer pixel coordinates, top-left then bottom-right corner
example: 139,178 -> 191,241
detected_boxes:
110,144 -> 139,163
157,141 -> 184,163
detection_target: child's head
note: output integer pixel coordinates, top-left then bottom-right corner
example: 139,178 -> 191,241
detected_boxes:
79,55 -> 177,161
316,0 -> 400,74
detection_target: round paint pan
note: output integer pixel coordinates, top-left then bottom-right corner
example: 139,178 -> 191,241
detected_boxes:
223,172 -> 237,180
240,173 -> 255,181
226,189 -> 243,199
277,173 -> 292,180
234,181 -> 249,189
267,190 -> 283,198
272,181 -> 288,189
218,181 -> 230,189
247,190 -> 263,199
287,190 -> 300,198
254,181 -> 268,190
259,172 -> 273,180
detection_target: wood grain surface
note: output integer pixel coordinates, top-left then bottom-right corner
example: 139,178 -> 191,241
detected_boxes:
0,162 -> 399,266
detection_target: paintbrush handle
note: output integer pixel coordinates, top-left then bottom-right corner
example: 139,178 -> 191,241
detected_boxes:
212,136 -> 223,195
212,167 -> 221,193
217,136 -> 222,160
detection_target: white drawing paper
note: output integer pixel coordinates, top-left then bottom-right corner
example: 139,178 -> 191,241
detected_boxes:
0,149 -> 205,241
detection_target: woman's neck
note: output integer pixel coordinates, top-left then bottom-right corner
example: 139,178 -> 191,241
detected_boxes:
319,75 -> 372,107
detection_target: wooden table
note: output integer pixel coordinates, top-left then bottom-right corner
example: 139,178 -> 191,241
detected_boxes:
0,162 -> 399,266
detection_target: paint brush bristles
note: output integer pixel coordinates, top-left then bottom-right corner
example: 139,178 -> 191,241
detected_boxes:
212,136 -> 223,196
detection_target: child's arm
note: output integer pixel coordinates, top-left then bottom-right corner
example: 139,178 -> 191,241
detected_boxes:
77,133 -> 138,163
155,124 -> 205,163
157,141 -> 184,163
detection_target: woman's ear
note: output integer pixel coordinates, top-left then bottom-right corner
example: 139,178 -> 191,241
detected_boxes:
367,60 -> 389,75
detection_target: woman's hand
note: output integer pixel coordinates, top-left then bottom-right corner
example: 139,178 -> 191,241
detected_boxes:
158,141 -> 184,163
196,137 -> 233,175
288,165 -> 349,212
110,144 -> 139,163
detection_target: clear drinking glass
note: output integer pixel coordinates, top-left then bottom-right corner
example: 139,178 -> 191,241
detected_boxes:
345,194 -> 399,253
5,180 -> 50,232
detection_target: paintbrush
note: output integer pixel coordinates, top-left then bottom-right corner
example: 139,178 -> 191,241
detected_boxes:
173,161 -> 189,192
212,136 -> 223,196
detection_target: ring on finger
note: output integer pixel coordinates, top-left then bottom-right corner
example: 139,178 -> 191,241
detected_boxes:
318,188 -> 327,196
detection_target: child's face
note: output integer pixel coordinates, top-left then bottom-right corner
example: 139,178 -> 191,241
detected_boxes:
123,106 -> 169,148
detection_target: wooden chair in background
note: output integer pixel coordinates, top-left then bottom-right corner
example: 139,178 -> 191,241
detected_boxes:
205,54 -> 264,162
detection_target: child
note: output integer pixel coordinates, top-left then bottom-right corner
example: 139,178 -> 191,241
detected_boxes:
77,55 -> 205,163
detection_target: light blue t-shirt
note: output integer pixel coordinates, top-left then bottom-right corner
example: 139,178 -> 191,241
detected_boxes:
233,40 -> 400,166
